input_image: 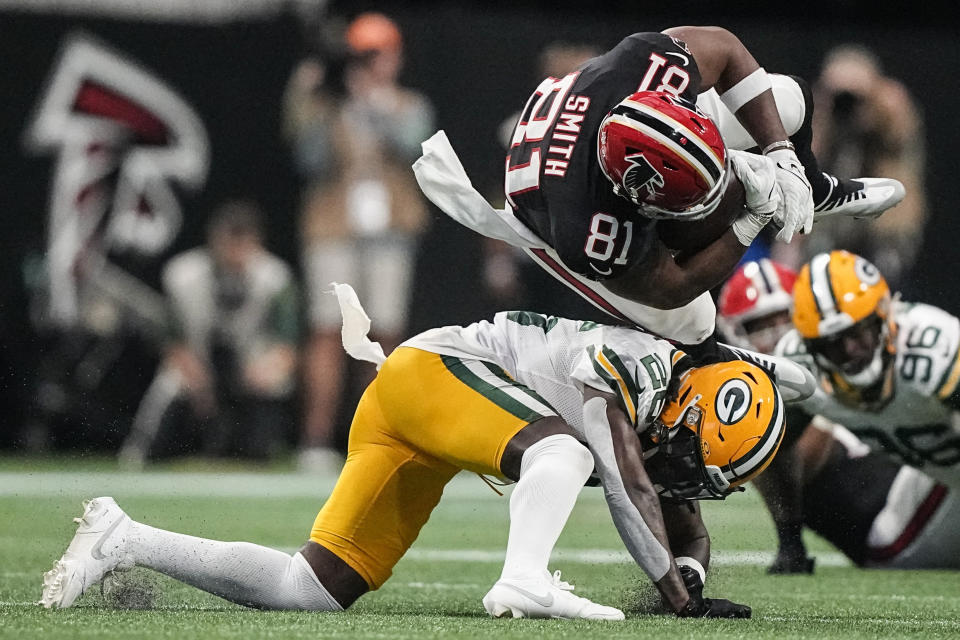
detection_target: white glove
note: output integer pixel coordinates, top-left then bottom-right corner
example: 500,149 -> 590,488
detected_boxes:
729,150 -> 780,215
766,147 -> 813,243
728,150 -> 778,246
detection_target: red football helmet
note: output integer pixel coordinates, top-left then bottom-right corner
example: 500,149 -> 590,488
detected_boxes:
598,91 -> 728,220
718,259 -> 798,354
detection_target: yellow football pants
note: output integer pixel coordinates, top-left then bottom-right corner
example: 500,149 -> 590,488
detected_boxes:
309,347 -> 555,589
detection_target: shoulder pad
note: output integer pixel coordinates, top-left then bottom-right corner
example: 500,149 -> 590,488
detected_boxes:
894,302 -> 960,398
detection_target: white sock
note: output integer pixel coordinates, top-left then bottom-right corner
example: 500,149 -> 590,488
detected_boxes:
499,434 -> 594,580
125,522 -> 342,611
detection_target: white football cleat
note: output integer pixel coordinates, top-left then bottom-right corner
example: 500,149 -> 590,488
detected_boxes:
39,497 -> 134,609
813,174 -> 905,221
482,570 -> 625,621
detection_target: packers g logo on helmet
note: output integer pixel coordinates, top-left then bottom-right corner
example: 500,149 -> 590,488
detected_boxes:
715,378 -> 752,424
648,360 -> 785,501
854,257 -> 882,286
792,250 -> 896,392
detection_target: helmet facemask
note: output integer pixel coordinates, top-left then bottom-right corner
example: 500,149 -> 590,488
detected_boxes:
646,395 -> 737,502
634,155 -> 731,221
806,312 -> 894,391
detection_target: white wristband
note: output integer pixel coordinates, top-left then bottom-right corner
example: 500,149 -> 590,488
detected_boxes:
675,556 -> 706,586
720,67 -> 772,113
762,140 -> 796,156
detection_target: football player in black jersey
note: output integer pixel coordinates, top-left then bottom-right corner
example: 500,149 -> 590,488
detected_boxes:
719,259 -> 960,572
415,26 -> 904,351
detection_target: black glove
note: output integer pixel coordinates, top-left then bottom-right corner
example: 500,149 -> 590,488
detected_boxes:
678,564 -> 704,600
680,597 -> 753,619
675,564 -> 751,619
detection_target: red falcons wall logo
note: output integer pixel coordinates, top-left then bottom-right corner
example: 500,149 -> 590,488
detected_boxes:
24,34 -> 209,325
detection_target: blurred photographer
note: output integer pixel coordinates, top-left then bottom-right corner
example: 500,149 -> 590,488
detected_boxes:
282,12 -> 435,473
786,45 -> 927,291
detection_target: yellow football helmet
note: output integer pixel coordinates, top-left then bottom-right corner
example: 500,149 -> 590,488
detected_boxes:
647,360 -> 785,501
792,250 -> 896,395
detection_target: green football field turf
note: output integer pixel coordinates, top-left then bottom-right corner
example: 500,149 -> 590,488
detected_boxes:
1,458 -> 958,639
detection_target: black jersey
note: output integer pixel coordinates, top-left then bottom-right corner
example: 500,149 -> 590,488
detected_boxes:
505,32 -> 703,281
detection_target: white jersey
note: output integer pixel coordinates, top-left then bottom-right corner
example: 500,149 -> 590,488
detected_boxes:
776,301 -> 960,488
403,311 -> 681,436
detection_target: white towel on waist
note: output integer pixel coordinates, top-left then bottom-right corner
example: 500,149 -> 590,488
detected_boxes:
412,130 -> 546,249
332,282 -> 387,369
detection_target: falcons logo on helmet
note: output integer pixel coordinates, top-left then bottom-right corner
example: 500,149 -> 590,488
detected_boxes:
623,152 -> 665,201
24,34 -> 209,325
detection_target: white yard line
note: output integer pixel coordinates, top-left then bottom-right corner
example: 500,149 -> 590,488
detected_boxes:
403,582 -> 480,590
762,615 -> 960,626
0,471 -> 506,499
400,547 -> 852,567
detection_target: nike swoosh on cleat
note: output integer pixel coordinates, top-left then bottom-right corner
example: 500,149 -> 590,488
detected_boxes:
502,583 -> 554,608
90,517 -> 126,560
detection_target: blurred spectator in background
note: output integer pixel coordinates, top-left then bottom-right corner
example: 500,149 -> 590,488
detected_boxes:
774,44 -> 927,291
119,201 -> 300,467
283,12 -> 435,473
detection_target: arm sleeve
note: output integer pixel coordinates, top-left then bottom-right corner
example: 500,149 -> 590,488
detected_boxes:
717,342 -> 817,403
582,395 -> 672,581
